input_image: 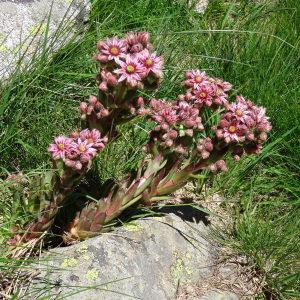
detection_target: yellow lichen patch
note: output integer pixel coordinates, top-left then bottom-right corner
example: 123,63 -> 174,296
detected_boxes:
185,253 -> 191,259
124,221 -> 142,232
76,244 -> 88,254
13,43 -> 27,55
170,250 -> 193,284
29,23 -> 47,35
61,257 -> 78,268
81,254 -> 91,261
0,45 -> 8,53
85,268 -> 99,282
185,266 -> 192,275
170,257 -> 184,280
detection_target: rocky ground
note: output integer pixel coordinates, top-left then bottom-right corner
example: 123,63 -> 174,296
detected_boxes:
25,197 -> 259,300
0,0 -> 90,78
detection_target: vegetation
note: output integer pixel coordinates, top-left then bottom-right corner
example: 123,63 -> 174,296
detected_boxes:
0,0 -> 299,298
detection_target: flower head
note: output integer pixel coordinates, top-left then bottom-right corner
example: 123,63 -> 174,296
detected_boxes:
79,129 -> 107,150
48,136 -> 72,160
97,38 -> 127,62
185,70 -> 208,89
114,55 -> 145,87
192,85 -> 214,107
138,50 -> 163,78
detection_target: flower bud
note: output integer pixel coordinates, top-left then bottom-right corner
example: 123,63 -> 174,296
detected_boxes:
201,151 -> 210,159
169,130 -> 178,139
97,41 -> 106,50
96,54 -> 109,63
107,74 -> 118,86
216,130 -> 223,139
99,82 -> 108,91
234,155 -> 241,161
161,123 -> 169,131
65,159 -> 75,168
216,160 -> 227,172
87,106 -> 94,115
209,164 -> 217,173
247,133 -> 255,141
185,129 -> 193,137
136,97 -> 144,107
100,109 -> 110,117
176,145 -> 186,154
89,96 -> 98,105
259,132 -> 267,141
75,161 -> 83,171
95,101 -> 102,111
80,102 -> 87,113
165,139 -> 173,147
178,94 -> 185,101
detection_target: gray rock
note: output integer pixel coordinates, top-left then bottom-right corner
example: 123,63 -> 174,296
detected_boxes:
194,0 -> 209,14
0,0 -> 90,78
28,213 -> 220,300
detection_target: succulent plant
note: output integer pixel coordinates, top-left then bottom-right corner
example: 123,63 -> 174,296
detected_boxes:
9,32 -> 271,245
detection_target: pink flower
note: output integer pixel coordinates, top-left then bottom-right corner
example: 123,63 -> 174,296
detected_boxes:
227,100 -> 250,123
114,55 -> 145,87
138,50 -> 163,78
48,136 -> 72,160
185,70 -> 208,89
79,129 -> 107,150
222,122 -> 243,143
75,139 -> 98,163
193,85 -> 214,107
97,38 -> 127,62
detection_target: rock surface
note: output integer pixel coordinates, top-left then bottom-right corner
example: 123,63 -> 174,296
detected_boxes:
28,210 -> 240,300
194,0 -> 209,14
0,0 -> 90,78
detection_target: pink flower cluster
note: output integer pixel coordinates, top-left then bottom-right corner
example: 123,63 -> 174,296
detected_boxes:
48,129 -> 107,171
215,96 -> 272,159
180,70 -> 232,109
142,98 -> 204,153
95,32 -> 163,89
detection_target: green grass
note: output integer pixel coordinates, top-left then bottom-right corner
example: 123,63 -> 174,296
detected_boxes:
0,0 -> 299,298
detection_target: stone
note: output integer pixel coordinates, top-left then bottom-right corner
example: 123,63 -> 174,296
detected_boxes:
0,0 -> 90,78
194,0 -> 209,14
28,210 -> 223,300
